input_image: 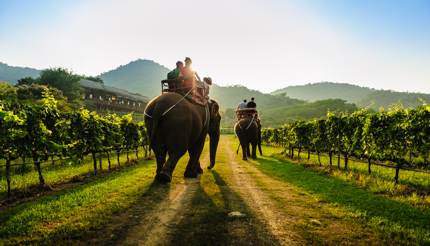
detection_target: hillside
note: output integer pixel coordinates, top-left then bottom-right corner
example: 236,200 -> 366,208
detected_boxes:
272,82 -> 430,110
96,60 -> 362,126
210,84 -> 304,110
0,62 -> 40,83
1,59 -> 399,126
221,98 -> 358,128
99,59 -> 170,99
358,90 -> 430,109
272,82 -> 373,102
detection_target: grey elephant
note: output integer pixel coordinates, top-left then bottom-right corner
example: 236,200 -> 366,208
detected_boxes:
144,92 -> 221,183
234,117 -> 262,160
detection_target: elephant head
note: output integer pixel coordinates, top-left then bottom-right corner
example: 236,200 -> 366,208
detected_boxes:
208,99 -> 221,169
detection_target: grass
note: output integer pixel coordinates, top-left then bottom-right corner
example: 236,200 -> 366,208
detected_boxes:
262,144 -> 430,207
230,136 -> 430,244
2,135 -> 430,244
0,149 -> 147,200
0,157 -> 156,244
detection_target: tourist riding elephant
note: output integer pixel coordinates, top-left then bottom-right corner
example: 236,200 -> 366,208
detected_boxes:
144,92 -> 221,183
234,116 -> 262,160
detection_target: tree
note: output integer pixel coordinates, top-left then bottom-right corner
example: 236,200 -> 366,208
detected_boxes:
17,77 -> 37,85
38,68 -> 81,102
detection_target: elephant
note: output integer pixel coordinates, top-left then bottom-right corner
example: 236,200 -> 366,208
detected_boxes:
144,92 -> 221,183
234,116 -> 262,160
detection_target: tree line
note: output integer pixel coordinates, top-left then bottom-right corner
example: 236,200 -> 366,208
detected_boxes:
261,106 -> 430,183
0,86 -> 148,197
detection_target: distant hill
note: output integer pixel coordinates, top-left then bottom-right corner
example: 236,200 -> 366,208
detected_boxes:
357,90 -> 430,109
272,82 -> 430,110
210,84 -> 304,110
99,59 -> 170,99
6,59 -> 428,126
0,62 -> 40,83
93,60 -> 362,127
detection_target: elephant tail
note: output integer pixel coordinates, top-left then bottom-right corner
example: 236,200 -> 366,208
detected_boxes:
144,102 -> 162,148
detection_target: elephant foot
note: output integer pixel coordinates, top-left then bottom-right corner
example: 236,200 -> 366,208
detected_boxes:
184,170 -> 198,178
252,156 -> 257,159
156,172 -> 172,183
242,157 -> 248,161
207,164 -> 214,170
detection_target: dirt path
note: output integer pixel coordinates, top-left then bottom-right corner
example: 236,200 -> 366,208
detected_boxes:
120,178 -> 200,246
223,144 -> 305,245
93,136 -> 380,245
221,137 -> 381,245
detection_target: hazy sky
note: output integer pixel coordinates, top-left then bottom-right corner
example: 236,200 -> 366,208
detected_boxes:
1,0 -> 429,93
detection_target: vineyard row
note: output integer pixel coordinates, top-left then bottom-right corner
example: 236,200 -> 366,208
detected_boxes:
0,90 -> 149,197
261,106 -> 430,182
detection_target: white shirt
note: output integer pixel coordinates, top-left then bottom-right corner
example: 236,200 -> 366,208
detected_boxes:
237,102 -> 247,110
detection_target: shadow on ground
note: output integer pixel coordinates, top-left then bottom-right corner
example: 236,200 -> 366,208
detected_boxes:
254,156 -> 430,243
166,170 -> 280,246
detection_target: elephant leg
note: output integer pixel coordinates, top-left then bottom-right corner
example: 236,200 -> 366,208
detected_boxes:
247,144 -> 251,157
241,141 -> 248,160
153,146 -> 167,180
159,153 -> 182,183
258,141 -> 263,156
251,143 -> 257,159
185,137 -> 205,178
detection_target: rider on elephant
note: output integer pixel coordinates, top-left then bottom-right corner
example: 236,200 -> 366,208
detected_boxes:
182,57 -> 201,89
246,97 -> 257,109
167,61 -> 184,80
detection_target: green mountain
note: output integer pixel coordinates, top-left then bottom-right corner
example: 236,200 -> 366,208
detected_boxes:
358,90 -> 430,109
0,62 -> 40,84
210,84 -> 304,110
272,82 -> 373,102
99,59 -> 170,99
7,59 -> 425,127
95,60 -> 360,127
272,82 -> 430,110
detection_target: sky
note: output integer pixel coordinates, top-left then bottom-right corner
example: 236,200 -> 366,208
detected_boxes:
0,0 -> 429,93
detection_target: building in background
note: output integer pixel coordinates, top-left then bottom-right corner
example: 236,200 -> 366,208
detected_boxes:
80,79 -> 148,113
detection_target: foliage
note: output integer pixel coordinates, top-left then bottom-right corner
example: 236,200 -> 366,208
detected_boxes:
38,68 -> 82,102
0,91 -> 149,194
261,106 -> 430,180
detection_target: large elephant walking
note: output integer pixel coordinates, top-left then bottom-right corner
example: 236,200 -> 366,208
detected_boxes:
234,116 -> 262,160
144,92 -> 221,183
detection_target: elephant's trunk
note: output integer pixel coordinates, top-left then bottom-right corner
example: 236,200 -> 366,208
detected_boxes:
208,130 -> 220,169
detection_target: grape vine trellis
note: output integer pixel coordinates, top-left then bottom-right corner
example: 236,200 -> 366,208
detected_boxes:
0,89 -> 149,197
261,107 -> 430,183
